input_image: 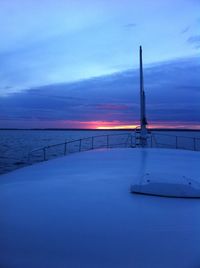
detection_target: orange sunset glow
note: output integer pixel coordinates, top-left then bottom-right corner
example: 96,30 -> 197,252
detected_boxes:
97,125 -> 137,130
76,120 -> 200,130
78,120 -> 138,129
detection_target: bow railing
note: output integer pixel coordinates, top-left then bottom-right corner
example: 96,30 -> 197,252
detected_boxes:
27,131 -> 200,165
28,133 -> 133,163
149,133 -> 200,151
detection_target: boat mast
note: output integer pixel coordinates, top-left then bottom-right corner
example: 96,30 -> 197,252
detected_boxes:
139,46 -> 148,146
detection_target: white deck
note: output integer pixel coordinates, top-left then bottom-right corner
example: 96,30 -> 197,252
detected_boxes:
0,148 -> 200,268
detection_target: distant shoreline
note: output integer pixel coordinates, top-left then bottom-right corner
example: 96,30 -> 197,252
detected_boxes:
0,128 -> 200,131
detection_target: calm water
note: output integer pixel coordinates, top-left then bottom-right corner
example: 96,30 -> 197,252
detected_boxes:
0,130 -> 127,175
0,129 -> 200,175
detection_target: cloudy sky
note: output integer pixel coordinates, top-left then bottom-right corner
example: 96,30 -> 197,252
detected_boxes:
0,0 -> 199,129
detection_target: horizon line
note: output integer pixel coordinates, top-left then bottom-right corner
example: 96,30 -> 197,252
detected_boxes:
0,128 -> 200,131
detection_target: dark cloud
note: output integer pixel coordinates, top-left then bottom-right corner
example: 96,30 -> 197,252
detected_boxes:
181,26 -> 190,34
187,35 -> 200,49
124,23 -> 137,28
0,56 -> 199,128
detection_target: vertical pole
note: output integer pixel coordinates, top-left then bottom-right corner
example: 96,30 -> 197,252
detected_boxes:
175,136 -> 178,149
139,46 -> 148,147
43,147 -> 46,161
107,135 -> 109,148
91,136 -> 94,150
193,138 -> 196,151
135,130 -> 137,147
64,142 -> 67,155
79,139 -> 82,152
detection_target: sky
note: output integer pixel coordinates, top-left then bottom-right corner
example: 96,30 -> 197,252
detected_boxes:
0,0 -> 200,129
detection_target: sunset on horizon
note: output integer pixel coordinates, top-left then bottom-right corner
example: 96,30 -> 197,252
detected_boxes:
0,0 -> 199,129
